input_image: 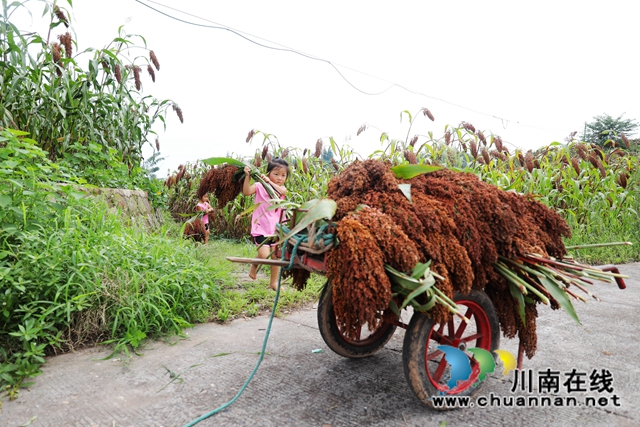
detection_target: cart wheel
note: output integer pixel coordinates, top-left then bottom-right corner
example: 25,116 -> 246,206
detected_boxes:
402,290 -> 500,409
317,280 -> 397,358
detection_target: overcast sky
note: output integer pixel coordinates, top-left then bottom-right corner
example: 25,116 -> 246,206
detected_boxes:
17,0 -> 640,176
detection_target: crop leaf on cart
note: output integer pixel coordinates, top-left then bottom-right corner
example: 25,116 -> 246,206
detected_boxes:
537,272 -> 581,325
274,199 -> 337,246
385,264 -> 437,314
390,164 -> 441,179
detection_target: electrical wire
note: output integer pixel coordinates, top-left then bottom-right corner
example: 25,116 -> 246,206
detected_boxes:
133,0 -> 573,134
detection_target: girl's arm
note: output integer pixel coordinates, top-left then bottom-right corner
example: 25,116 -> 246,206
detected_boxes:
263,176 -> 286,196
242,166 -> 256,196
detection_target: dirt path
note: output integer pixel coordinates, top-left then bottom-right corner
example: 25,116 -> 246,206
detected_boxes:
2,264 -> 639,427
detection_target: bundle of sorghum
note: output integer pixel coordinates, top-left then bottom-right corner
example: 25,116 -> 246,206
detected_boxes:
183,218 -> 206,242
197,165 -> 244,208
325,159 -> 574,357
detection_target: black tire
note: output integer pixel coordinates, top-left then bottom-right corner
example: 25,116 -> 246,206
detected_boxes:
317,280 -> 397,358
402,290 -> 500,409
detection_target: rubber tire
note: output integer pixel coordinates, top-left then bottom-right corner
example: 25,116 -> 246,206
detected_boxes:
402,289 -> 500,409
317,280 -> 397,358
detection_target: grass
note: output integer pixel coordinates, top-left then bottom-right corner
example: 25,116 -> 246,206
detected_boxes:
126,214 -> 326,323
0,198 -> 324,400
562,186 -> 640,264
197,239 -> 325,322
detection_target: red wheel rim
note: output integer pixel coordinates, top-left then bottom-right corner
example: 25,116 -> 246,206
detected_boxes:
424,299 -> 492,394
336,318 -> 392,347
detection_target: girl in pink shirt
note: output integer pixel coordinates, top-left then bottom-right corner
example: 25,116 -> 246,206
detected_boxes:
243,158 -> 289,290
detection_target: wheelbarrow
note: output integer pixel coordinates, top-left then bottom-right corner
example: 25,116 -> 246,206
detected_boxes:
227,215 -> 628,409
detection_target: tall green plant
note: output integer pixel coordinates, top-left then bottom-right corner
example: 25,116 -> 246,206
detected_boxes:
0,0 -> 181,191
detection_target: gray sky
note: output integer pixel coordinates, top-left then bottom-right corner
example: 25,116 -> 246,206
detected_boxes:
18,0 -> 640,175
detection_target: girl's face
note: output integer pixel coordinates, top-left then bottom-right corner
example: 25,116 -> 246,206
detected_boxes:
268,166 -> 288,186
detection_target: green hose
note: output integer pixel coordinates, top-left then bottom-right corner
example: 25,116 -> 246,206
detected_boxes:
182,266 -> 283,427
183,229 -> 335,426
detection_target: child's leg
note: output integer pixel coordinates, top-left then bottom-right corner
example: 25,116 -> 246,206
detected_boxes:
269,251 -> 280,291
249,244 -> 270,280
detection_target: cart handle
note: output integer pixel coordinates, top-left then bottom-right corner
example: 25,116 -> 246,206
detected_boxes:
594,264 -> 626,289
226,257 -> 290,267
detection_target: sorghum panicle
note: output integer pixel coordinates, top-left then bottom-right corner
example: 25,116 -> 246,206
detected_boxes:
149,50 -> 160,70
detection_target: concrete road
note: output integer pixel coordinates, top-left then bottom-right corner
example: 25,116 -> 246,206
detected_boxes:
2,263 -> 639,427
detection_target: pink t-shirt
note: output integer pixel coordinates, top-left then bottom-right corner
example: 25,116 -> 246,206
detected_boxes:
196,202 -> 212,225
251,182 -> 284,236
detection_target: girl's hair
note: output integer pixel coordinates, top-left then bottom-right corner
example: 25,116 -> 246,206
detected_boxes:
266,157 -> 290,179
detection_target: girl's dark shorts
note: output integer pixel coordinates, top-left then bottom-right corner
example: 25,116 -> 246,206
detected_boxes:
253,235 -> 271,246
204,223 -> 209,231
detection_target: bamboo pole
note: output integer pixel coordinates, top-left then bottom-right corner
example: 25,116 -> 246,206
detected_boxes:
565,242 -> 632,250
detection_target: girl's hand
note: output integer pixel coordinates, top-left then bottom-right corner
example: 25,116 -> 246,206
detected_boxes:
261,174 -> 270,184
244,166 -> 251,177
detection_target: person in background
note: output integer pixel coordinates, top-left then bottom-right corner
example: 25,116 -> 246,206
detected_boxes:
196,194 -> 214,244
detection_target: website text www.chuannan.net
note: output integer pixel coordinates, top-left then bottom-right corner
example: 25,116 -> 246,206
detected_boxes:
430,393 -> 622,409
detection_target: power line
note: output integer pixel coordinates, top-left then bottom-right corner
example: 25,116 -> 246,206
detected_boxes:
133,0 -> 572,134
132,0 -> 391,96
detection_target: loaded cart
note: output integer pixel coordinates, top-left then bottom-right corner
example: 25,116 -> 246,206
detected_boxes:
226,161 -> 629,409
228,217 -> 628,408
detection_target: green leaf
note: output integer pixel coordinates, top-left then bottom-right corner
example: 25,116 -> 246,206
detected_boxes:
2,160 -> 18,169
507,281 -> 526,325
391,164 -> 442,179
385,265 -> 422,290
410,293 -> 436,312
201,157 -> 245,167
401,281 -> 434,310
290,199 -> 321,225
329,136 -> 337,156
0,195 -> 11,208
538,274 -> 581,325
274,199 -> 337,245
411,261 -> 431,279
236,202 -> 259,219
7,129 -> 30,137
